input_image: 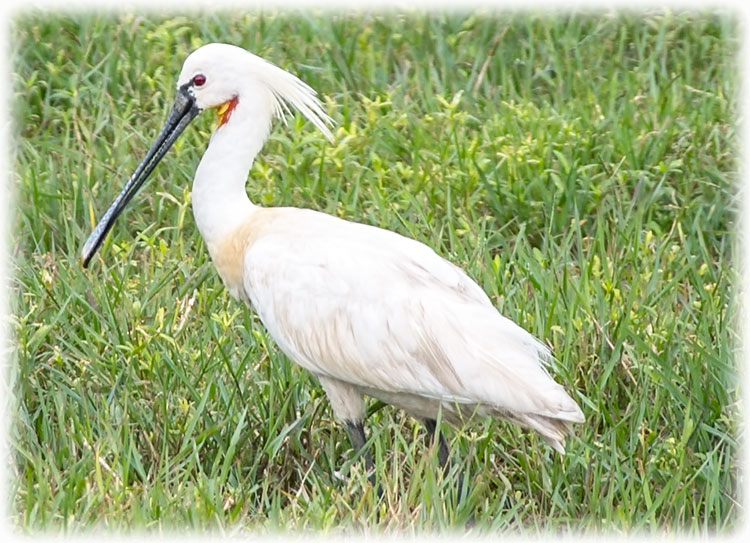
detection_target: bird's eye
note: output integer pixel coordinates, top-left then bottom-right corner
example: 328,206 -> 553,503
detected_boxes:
193,74 -> 207,87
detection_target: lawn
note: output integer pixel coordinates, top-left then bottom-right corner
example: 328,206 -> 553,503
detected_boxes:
8,9 -> 740,535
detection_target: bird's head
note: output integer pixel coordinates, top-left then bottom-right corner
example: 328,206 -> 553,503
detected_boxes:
81,42 -> 333,267
177,43 -> 333,132
176,43 -> 243,116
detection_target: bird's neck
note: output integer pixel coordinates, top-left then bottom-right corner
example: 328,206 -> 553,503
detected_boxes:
191,98 -> 271,246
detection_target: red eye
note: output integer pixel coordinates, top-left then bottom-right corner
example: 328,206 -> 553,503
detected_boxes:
193,74 -> 206,87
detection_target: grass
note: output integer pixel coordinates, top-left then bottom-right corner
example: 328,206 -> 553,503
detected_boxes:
8,8 -> 740,535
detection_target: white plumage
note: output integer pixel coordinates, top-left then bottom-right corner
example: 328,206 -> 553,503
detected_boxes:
83,43 -> 584,476
240,208 -> 583,452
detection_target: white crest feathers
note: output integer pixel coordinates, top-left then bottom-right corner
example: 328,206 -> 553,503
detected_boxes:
244,50 -> 334,142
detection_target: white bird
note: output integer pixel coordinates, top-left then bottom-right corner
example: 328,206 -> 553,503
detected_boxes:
82,43 -> 584,487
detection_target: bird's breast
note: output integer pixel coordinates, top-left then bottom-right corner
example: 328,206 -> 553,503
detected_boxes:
205,208 -> 283,303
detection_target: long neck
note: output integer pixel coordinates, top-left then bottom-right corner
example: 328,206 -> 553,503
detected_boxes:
191,98 -> 271,245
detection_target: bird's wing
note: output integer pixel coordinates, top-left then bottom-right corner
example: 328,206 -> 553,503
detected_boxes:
242,209 -> 582,422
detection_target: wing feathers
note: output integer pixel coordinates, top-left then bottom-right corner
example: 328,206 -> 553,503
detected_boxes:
242,208 -> 583,430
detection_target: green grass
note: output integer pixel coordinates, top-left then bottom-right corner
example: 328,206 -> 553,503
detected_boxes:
9,9 -> 740,535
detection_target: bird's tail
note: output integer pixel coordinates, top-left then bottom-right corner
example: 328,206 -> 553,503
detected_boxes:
509,411 -> 582,455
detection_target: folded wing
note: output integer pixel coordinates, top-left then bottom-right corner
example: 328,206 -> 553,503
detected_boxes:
243,209 -> 584,429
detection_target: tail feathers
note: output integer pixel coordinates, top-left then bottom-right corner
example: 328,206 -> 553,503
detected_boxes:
551,400 -> 585,424
512,411 -> 582,456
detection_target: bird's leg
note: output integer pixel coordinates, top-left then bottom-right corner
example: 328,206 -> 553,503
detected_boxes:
424,418 -> 475,528
424,418 -> 467,495
424,418 -> 451,470
317,377 -> 381,497
345,420 -> 377,489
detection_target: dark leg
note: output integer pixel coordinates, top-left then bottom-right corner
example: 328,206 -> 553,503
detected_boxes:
345,420 -> 378,489
424,419 -> 469,496
424,419 -> 474,529
424,418 -> 451,471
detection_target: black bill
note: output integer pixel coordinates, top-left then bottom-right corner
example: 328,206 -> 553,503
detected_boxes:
81,85 -> 201,268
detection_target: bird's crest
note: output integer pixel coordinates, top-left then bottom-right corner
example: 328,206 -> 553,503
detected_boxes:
247,51 -> 335,143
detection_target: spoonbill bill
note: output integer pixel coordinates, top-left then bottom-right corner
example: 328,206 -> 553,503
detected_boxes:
82,43 -> 584,486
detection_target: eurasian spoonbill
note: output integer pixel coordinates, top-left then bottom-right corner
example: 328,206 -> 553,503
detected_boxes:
82,42 -> 584,487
